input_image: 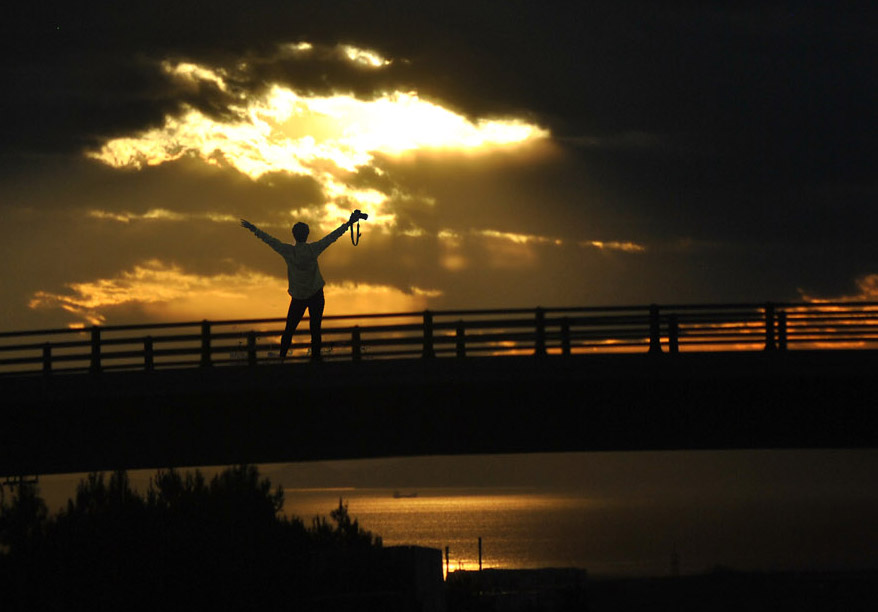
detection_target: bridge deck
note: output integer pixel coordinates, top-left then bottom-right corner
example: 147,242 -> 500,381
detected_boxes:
3,350 -> 876,477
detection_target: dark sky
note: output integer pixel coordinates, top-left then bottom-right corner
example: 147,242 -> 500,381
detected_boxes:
1,1 -> 875,331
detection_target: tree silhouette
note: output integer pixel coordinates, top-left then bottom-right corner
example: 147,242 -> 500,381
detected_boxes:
0,480 -> 47,557
0,465 -> 382,611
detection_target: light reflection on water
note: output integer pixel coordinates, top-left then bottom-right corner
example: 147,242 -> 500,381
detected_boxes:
283,488 -> 619,574
282,486 -> 878,578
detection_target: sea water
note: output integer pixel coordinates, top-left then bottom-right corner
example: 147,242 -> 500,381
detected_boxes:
282,486 -> 878,578
32,451 -> 878,578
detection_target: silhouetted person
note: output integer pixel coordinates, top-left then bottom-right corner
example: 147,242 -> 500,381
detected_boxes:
241,213 -> 359,362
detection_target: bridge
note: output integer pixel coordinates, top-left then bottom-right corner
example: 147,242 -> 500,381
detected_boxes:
2,301 -> 877,477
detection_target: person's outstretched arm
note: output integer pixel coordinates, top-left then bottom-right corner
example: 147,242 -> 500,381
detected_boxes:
310,213 -> 358,257
241,219 -> 286,254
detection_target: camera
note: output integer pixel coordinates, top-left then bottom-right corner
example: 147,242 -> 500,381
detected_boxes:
352,209 -> 369,222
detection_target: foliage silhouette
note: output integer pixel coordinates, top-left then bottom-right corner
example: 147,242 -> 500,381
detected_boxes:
311,497 -> 382,549
0,480 -> 47,557
0,465 -> 381,611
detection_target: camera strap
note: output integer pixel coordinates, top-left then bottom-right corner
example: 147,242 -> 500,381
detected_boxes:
350,221 -> 361,246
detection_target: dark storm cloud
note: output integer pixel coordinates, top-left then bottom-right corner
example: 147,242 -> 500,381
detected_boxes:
4,1 -> 873,174
1,0 -> 875,308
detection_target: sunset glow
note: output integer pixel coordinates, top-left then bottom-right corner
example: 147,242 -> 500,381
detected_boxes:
88,87 -> 548,176
581,240 -> 647,253
88,51 -> 549,224
28,260 -> 440,326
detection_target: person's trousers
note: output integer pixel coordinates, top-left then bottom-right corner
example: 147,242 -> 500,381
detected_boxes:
279,288 -> 325,361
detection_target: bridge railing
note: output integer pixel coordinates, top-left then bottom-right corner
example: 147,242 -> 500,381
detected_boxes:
1,301 -> 876,375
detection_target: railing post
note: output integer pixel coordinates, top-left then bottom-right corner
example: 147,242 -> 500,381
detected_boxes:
201,320 -> 212,367
456,320 -> 466,358
777,310 -> 787,351
42,343 -> 52,375
90,326 -> 102,374
561,317 -> 571,357
352,326 -> 362,361
764,303 -> 776,351
535,308 -> 546,357
668,314 -> 679,354
247,331 -> 257,367
422,311 -> 435,358
648,304 -> 662,354
144,336 -> 154,371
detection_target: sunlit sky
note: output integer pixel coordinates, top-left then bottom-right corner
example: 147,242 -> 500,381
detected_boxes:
1,2 -> 875,331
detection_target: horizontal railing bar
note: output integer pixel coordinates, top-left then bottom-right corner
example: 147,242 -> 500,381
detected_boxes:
677,332 -> 766,339
786,309 -> 878,316
786,312 -> 878,321
37,366 -> 91,375
678,322 -> 765,329
781,304 -> 878,311
151,360 -> 201,369
532,316 -> 651,328
575,340 -> 649,347
786,321 -> 878,329
664,300 -> 878,310
787,328 -> 878,335
678,338 -> 769,345
786,329 -> 878,336
673,312 -> 765,321
0,340 -> 93,352
435,318 -> 548,331
0,327 -> 91,339
787,335 -> 878,342
0,356 -> 46,366
786,326 -> 878,332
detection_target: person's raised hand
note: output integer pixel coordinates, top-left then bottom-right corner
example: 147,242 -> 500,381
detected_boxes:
241,219 -> 255,230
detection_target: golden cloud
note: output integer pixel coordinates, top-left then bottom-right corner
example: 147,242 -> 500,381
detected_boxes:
478,229 -> 563,246
87,48 -> 549,229
799,273 -> 878,303
161,61 -> 230,92
435,228 -> 567,271
89,88 -> 547,178
30,260 -> 441,326
578,240 -> 646,253
88,209 -> 238,224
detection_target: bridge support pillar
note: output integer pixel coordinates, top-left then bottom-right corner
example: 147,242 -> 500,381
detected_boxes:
668,314 -> 679,354
144,336 -> 154,371
764,303 -> 776,351
535,308 -> 546,357
561,317 -> 571,356
352,326 -> 362,361
777,311 -> 787,351
649,304 -> 662,354
89,326 -> 102,374
247,332 -> 257,367
422,311 -> 435,358
456,321 -> 466,358
201,320 -> 212,367
42,343 -> 52,375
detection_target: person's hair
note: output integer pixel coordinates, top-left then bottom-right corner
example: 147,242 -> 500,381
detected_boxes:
292,222 -> 309,243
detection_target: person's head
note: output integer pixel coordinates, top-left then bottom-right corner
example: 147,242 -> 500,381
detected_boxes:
292,222 -> 309,243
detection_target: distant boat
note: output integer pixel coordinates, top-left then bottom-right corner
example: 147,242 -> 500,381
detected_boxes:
393,491 -> 418,499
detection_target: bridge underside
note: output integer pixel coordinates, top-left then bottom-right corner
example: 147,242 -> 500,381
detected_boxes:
2,351 -> 876,477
